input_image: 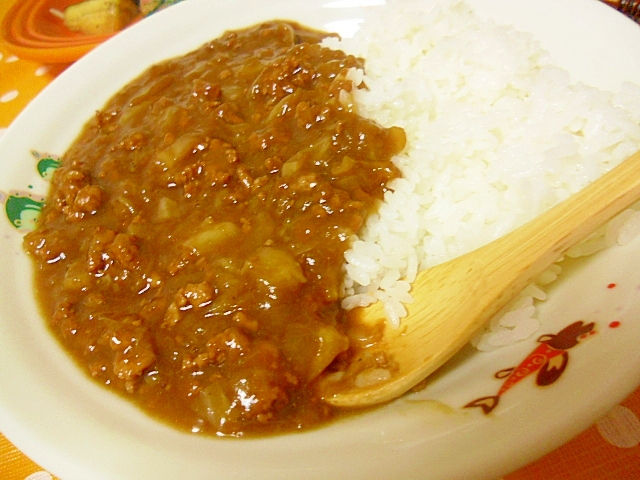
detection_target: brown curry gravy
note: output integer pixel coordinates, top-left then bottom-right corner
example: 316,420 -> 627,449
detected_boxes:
24,21 -> 404,436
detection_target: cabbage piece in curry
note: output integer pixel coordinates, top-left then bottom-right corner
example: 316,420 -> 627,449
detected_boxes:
24,21 -> 405,436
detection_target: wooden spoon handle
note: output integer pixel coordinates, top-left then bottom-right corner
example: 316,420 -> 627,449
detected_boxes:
480,150 -> 640,307
412,149 -> 640,384
326,150 -> 640,407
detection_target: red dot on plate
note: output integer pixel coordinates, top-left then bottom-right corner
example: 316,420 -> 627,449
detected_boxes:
609,321 -> 621,328
607,283 -> 617,289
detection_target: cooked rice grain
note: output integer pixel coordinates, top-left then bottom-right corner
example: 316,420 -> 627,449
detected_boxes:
323,0 -> 640,348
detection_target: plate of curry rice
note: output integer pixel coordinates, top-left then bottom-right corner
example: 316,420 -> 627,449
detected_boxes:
1,0 -> 640,478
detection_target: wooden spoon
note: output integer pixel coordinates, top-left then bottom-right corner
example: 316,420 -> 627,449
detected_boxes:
324,150 -> 640,408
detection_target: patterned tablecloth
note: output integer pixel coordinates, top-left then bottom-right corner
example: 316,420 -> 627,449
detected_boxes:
1,1 -> 640,479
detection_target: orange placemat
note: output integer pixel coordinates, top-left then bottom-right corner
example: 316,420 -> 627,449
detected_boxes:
1,1 -> 640,479
506,391 -> 640,479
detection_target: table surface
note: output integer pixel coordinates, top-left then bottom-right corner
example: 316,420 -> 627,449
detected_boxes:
1,1 -> 640,479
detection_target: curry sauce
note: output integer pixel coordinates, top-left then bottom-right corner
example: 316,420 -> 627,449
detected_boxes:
24,21 -> 404,436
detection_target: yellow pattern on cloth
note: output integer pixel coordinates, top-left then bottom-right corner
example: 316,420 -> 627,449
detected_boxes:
0,437 -> 57,480
0,45 -> 67,130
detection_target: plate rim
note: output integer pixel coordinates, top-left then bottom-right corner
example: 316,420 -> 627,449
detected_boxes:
1,0 -> 640,479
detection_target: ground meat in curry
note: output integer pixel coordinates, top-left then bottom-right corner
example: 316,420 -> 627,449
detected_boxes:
23,21 -> 405,436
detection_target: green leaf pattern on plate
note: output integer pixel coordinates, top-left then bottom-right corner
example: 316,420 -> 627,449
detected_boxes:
1,150 -> 59,231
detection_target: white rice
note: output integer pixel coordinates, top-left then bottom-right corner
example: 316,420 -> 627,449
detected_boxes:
323,0 -> 640,350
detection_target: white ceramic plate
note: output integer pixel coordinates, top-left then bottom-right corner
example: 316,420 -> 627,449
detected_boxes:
1,0 -> 640,479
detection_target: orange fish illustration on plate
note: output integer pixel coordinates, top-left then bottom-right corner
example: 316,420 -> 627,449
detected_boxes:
465,321 -> 596,414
